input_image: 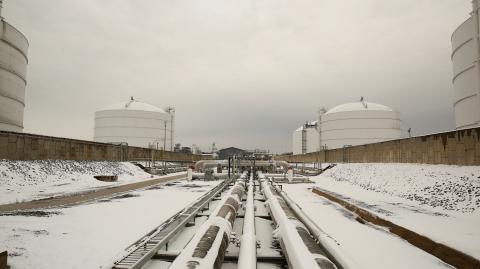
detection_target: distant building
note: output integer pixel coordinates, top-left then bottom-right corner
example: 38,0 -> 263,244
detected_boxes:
218,147 -> 246,160
174,143 -> 181,152
94,97 -> 175,149
451,2 -> 480,129
292,121 -> 319,155
292,99 -> 402,153
180,147 -> 192,154
320,100 -> 401,149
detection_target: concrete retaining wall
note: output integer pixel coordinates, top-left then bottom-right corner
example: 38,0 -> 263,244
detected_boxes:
0,131 -> 208,162
277,128 -> 480,165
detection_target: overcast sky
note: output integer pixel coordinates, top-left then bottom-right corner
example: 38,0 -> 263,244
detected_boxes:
5,0 -> 471,153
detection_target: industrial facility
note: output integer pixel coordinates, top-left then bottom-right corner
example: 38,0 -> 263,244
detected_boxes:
451,1 -> 480,130
2,2 -> 480,269
292,98 -> 402,152
292,121 -> 319,155
94,97 -> 175,149
0,4 -> 28,132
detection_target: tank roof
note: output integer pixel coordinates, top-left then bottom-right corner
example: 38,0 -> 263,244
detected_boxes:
98,99 -> 166,113
326,101 -> 394,114
295,121 -> 318,131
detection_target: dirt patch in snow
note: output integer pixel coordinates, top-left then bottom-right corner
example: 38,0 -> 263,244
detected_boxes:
111,193 -> 141,200
0,210 -> 62,217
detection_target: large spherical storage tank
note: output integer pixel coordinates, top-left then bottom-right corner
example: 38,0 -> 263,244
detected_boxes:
292,122 -> 319,155
451,4 -> 480,129
320,101 -> 401,150
94,98 -> 175,149
0,18 -> 29,132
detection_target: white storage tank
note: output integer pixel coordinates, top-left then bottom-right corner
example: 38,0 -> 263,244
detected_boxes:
94,97 -> 175,149
0,7 -> 29,132
451,1 -> 480,129
320,99 -> 402,150
292,121 -> 319,155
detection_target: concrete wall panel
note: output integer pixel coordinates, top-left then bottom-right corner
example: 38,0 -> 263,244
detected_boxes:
278,128 -> 480,166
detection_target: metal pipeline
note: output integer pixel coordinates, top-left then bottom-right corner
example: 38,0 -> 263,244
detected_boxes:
194,160 -> 227,171
237,172 -> 256,269
271,184 -> 360,269
260,174 -> 338,269
169,179 -> 246,269
263,173 -> 309,181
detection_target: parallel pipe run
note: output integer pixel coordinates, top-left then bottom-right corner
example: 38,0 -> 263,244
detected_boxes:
111,179 -> 230,269
271,184 -> 360,269
169,178 -> 246,269
237,173 -> 257,269
260,173 -> 338,269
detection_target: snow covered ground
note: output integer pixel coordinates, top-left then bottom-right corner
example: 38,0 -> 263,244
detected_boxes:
284,163 -> 480,267
320,163 -> 480,213
283,184 -> 454,269
0,180 -> 220,269
0,160 -> 167,205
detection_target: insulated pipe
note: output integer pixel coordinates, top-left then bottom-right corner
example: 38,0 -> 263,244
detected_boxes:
287,169 -> 293,182
260,176 -> 337,269
263,173 -> 308,181
275,161 -> 290,170
271,184 -> 360,269
170,180 -> 246,269
237,172 -> 256,269
194,160 -> 227,171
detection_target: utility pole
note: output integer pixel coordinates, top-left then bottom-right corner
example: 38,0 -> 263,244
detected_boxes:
163,121 -> 167,151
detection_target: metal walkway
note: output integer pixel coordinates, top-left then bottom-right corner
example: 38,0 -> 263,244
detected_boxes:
112,179 -> 230,269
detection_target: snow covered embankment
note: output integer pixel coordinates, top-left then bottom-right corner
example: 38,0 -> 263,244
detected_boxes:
0,160 -> 154,205
321,163 -> 480,213
310,163 -> 480,260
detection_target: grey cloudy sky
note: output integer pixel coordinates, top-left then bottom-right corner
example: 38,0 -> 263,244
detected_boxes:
4,0 -> 471,153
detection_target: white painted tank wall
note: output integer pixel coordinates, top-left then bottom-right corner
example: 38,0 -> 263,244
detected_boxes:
306,127 -> 319,153
451,3 -> 480,129
292,124 -> 319,155
94,101 -> 175,149
0,19 -> 28,132
292,128 -> 302,155
320,103 -> 402,150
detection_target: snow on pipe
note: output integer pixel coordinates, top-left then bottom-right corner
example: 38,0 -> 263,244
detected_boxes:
287,169 -> 294,182
263,174 -> 308,181
187,168 -> 193,181
276,161 -> 290,170
237,172 -> 257,269
195,160 -> 227,171
169,179 -> 246,269
260,175 -> 338,269
271,184 -> 361,269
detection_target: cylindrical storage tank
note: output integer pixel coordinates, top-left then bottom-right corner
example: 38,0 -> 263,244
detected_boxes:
0,18 -> 29,132
292,126 -> 303,155
451,3 -> 480,130
320,101 -> 402,150
292,121 -> 319,155
94,98 -> 175,149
